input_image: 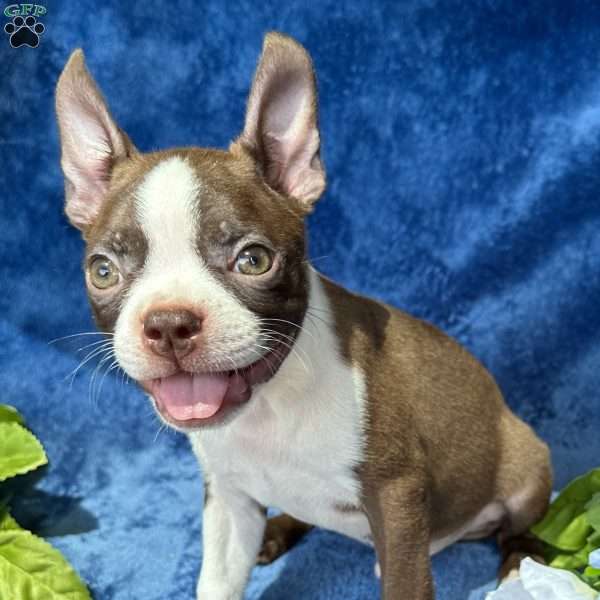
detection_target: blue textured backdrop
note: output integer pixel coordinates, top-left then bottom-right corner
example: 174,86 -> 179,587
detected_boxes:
1,1 -> 600,598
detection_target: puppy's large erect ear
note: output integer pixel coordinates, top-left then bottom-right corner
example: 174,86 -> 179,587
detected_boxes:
236,32 -> 325,210
56,50 -> 135,231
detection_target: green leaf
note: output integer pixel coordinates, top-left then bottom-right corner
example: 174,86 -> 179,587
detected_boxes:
534,508 -> 591,552
0,510 -> 91,600
549,550 -> 588,570
546,534 -> 594,571
0,508 -> 20,531
0,405 -> 24,426
583,566 -> 600,578
581,566 -> 600,590
0,422 -> 48,482
587,529 -> 600,549
531,468 -> 600,551
586,493 -> 600,532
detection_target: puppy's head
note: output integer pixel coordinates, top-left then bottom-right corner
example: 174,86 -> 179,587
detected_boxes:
55,33 -> 325,430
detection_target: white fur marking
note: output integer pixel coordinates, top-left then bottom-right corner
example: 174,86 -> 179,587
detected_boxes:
192,268 -> 371,544
136,155 -> 200,272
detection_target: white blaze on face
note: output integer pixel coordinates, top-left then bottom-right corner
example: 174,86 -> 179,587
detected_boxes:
113,156 -> 261,381
136,155 -> 201,279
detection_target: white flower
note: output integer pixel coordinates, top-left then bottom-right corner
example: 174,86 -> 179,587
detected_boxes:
486,558 -> 599,600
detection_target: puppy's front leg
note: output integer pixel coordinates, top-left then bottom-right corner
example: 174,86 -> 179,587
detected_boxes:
364,477 -> 434,600
197,480 -> 266,600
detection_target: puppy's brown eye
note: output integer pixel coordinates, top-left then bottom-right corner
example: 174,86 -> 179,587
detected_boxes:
89,256 -> 120,289
234,245 -> 273,276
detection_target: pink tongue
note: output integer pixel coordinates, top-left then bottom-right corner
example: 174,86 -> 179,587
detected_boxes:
154,372 -> 230,421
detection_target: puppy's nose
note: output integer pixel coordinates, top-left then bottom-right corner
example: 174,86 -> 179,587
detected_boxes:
143,309 -> 202,360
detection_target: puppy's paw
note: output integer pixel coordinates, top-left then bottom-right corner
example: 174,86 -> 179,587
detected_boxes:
498,533 -> 547,582
499,551 -> 545,582
257,537 -> 285,565
256,514 -> 313,565
374,561 -> 381,578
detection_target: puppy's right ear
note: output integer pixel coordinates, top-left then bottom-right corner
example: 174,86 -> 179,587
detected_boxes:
56,50 -> 136,231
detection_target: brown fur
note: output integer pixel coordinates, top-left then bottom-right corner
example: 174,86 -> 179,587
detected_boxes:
320,274 -> 552,598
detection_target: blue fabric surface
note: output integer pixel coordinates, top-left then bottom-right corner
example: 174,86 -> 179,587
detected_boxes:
1,1 -> 600,598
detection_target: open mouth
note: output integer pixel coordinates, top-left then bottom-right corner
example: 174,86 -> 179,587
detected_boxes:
142,338 -> 293,429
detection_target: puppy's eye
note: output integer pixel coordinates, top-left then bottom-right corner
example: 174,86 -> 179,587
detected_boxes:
88,256 -> 120,289
234,245 -> 273,276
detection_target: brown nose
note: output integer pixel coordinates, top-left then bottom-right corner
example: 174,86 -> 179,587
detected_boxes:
143,309 -> 202,360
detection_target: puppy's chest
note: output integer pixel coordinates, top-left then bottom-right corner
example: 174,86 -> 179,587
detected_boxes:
213,419 -> 357,514
194,364 -> 371,541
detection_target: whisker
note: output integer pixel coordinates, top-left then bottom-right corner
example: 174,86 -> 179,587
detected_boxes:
121,368 -> 131,387
143,404 -> 157,418
305,309 -> 330,329
260,334 -> 312,376
107,361 -> 129,387
65,345 -> 115,388
248,345 -> 278,378
88,351 -> 115,409
302,254 -> 332,266
48,331 -> 113,345
306,304 -> 334,316
224,354 -> 240,378
260,328 -> 301,348
258,317 -> 318,342
86,354 -> 106,410
260,329 -> 310,362
76,339 -> 114,354
303,312 -> 320,334
96,355 -> 118,406
259,333 -> 313,377
154,422 -> 168,443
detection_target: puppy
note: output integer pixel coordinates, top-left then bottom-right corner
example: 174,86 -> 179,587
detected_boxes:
55,32 -> 552,599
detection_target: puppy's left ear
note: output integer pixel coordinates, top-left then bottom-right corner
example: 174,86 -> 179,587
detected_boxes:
235,32 -> 326,211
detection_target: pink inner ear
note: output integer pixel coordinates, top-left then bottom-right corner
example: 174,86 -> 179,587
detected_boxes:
257,71 -> 325,205
69,105 -> 114,176
262,74 -> 306,136
61,105 -> 115,227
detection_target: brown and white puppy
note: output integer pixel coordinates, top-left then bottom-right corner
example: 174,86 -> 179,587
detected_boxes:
55,33 -> 552,599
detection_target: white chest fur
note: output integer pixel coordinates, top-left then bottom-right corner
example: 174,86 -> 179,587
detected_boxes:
190,269 -> 372,543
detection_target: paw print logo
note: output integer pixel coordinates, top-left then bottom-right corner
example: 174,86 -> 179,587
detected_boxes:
4,15 -> 45,48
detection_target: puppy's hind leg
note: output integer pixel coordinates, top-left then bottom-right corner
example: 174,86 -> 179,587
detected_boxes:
256,514 -> 313,565
495,419 -> 553,581
496,478 -> 551,581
